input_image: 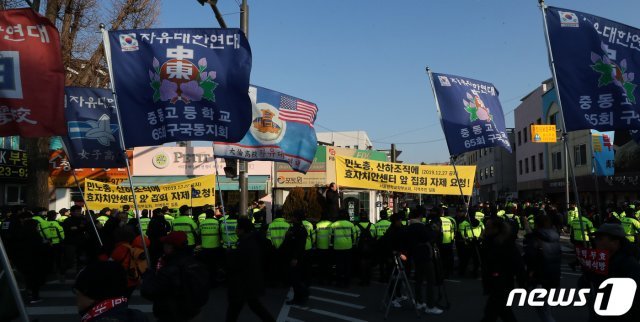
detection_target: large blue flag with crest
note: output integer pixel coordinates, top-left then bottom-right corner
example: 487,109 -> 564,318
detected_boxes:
431,72 -> 512,156
214,85 -> 318,173
107,28 -> 252,147
545,6 -> 640,132
62,87 -> 126,168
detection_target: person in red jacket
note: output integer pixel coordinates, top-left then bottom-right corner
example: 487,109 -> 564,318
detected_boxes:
110,228 -> 149,298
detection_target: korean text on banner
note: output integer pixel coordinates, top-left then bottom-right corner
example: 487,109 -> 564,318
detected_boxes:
531,124 -> 557,143
544,6 -> 640,131
63,87 -> 126,169
0,8 -> 65,137
107,29 -> 252,147
431,72 -> 512,155
335,156 -> 475,196
215,85 -> 318,173
84,174 -> 216,210
592,130 -> 615,176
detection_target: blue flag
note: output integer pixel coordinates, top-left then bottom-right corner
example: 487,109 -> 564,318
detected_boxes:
214,85 -> 318,173
545,6 -> 640,132
107,29 -> 252,147
431,72 -> 512,156
591,130 -> 615,176
62,87 -> 126,168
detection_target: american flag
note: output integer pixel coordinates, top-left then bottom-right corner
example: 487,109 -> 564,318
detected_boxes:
279,95 -> 317,127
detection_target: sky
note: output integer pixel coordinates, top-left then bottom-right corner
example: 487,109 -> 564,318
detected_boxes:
160,0 -> 640,164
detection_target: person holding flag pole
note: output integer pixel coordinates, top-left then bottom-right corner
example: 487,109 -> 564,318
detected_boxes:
99,23 -> 151,267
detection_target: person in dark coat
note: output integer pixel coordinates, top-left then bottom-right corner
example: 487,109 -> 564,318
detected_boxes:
582,224 -> 640,322
15,213 -> 51,304
480,217 -> 525,322
140,232 -> 209,322
324,183 -> 341,221
524,214 -> 561,322
225,217 -> 275,322
280,210 -> 309,305
74,261 -> 149,322
145,208 -> 171,267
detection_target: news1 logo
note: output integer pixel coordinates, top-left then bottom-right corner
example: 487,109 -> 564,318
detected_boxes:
507,278 -> 637,317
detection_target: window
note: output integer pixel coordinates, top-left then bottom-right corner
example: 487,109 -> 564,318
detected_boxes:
490,165 -> 494,177
524,127 -> 528,143
532,155 -> 536,172
4,185 -> 25,205
550,112 -> 558,125
537,118 -> 542,125
354,145 -> 359,150
552,151 -> 562,171
574,144 -> 587,166
518,131 -> 521,146
519,160 -> 523,175
480,170 -> 483,180
484,168 -> 489,179
539,152 -> 544,170
525,157 -> 529,173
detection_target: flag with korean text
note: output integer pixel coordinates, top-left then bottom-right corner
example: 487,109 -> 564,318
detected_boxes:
544,6 -> 640,131
0,8 -> 65,137
214,85 -> 318,173
106,29 -> 252,147
591,130 -> 615,176
431,72 -> 512,156
62,87 -> 126,169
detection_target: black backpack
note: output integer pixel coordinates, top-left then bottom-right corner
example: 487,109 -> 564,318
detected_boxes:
357,223 -> 375,254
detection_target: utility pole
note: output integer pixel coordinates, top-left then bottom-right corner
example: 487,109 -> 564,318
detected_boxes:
390,143 -> 397,212
238,0 -> 250,216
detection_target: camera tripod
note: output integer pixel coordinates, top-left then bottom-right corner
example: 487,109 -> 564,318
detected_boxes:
380,252 -> 420,319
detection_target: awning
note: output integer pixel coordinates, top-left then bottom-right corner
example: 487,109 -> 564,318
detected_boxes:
123,175 -> 269,191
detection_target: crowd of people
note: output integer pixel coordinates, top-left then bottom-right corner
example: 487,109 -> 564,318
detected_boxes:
2,194 -> 640,321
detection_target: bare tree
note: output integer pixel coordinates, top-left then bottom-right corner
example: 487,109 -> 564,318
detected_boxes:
18,0 -> 160,208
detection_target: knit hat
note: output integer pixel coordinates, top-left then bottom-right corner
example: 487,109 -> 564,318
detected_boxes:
74,261 -> 127,301
161,231 -> 187,247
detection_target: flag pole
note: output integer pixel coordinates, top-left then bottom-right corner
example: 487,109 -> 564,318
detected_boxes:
426,66 -> 478,241
60,141 -> 103,247
539,0 -> 587,244
211,147 -> 231,245
0,237 -> 29,321
100,24 -> 151,266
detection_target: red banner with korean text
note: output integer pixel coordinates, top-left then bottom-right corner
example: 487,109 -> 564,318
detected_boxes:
0,8 -> 65,137
575,246 -> 610,275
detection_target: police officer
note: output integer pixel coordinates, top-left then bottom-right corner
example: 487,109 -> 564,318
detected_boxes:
162,206 -> 175,227
355,210 -> 376,286
198,205 -> 213,225
96,208 -> 111,227
57,208 -> 70,223
435,206 -> 456,277
171,205 -> 199,253
281,210 -> 309,305
457,210 -> 483,277
221,208 -> 240,250
139,209 -> 151,236
266,209 -> 290,285
620,207 -> 640,244
41,210 -> 65,279
568,209 -> 595,271
253,201 -> 267,232
376,212 -> 392,282
199,208 -> 222,285
330,210 -> 356,287
379,202 -> 392,219
301,216 -> 315,286
314,216 -> 333,285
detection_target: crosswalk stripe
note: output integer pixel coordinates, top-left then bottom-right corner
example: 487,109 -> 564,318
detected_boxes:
309,287 -> 360,298
276,289 -> 294,322
292,306 -> 368,322
26,305 -> 152,316
308,296 -> 365,309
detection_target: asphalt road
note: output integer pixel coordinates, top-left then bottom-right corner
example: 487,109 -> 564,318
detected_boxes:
14,237 -> 589,321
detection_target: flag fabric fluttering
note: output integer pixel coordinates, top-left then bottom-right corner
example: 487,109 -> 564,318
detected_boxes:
591,130 -> 615,176
0,8 -> 65,137
105,28 -> 253,147
544,6 -> 640,132
62,87 -> 126,169
214,85 -> 318,173
430,72 -> 512,156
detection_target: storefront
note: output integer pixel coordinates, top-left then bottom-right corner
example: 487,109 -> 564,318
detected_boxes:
543,173 -> 640,208
0,148 -> 28,207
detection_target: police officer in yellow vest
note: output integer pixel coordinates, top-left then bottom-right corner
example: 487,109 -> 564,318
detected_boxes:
267,209 -> 290,285
457,212 -> 483,277
314,217 -> 333,285
620,208 -> 640,243
172,205 -> 199,252
330,210 -> 356,287
567,203 -> 579,226
41,210 -> 65,277
376,213 -> 391,238
96,208 -> 111,227
57,208 -> 70,223
221,210 -> 240,250
199,208 -> 222,284
569,211 -> 595,244
435,206 -> 456,277
379,202 -> 392,219
139,209 -> 151,236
